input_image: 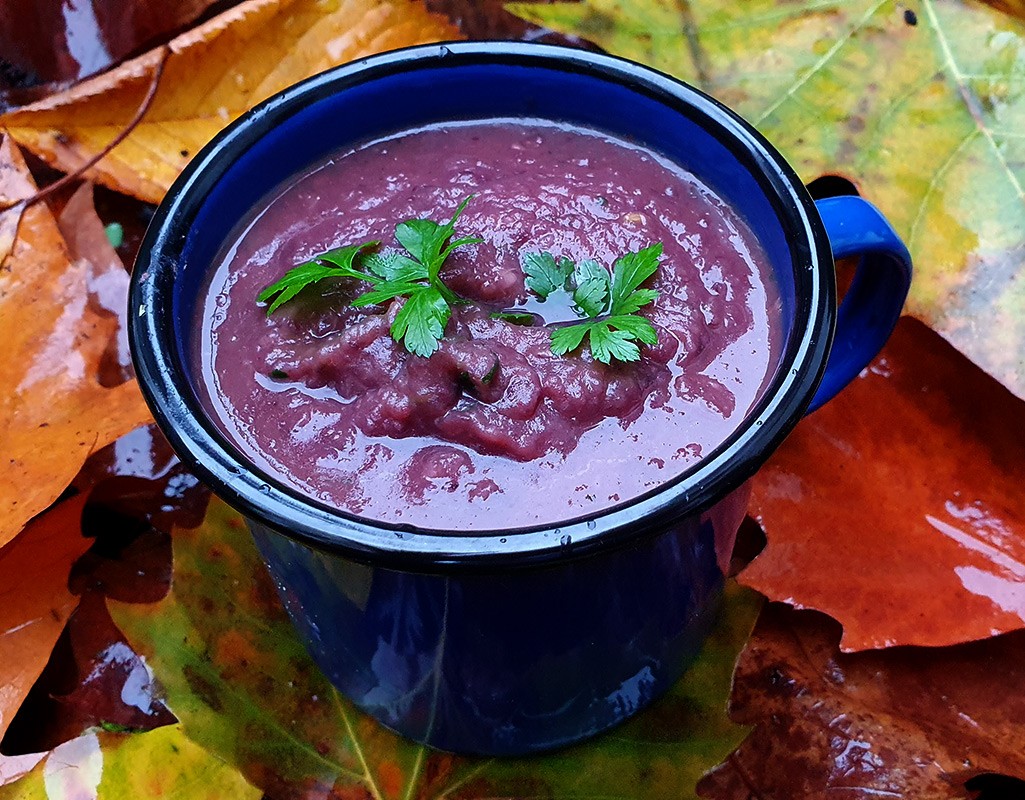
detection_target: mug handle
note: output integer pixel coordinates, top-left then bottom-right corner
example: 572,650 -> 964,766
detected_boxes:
807,195 -> 913,412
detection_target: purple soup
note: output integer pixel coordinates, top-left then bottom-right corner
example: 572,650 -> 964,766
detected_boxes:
196,120 -> 782,530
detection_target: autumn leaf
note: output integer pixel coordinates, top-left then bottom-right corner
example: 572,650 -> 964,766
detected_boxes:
2,593 -> 177,755
110,497 -> 761,799
697,603 -> 1025,797
0,0 -> 222,85
0,495 -> 90,743
0,726 -> 260,799
0,0 -> 460,204
56,183 -> 133,384
507,0 -> 1025,399
0,136 -> 151,547
739,318 -> 1025,651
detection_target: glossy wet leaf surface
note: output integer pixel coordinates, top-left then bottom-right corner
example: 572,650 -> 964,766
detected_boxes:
110,498 -> 761,799
0,136 -> 151,547
0,0 -> 221,89
0,0 -> 460,204
697,602 -> 1025,798
0,725 -> 260,799
741,318 -> 1025,651
0,496 -> 90,743
507,0 -> 1025,398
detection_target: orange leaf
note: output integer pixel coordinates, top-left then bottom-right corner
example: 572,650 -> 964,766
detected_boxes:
743,318 -> 1025,651
0,0 -> 460,204
0,494 -> 90,742
0,136 -> 152,547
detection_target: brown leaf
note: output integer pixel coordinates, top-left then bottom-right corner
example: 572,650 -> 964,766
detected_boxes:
0,494 -> 90,742
0,0 -> 461,204
742,318 -> 1025,651
0,0 -> 222,86
0,135 -> 151,548
697,603 -> 1025,798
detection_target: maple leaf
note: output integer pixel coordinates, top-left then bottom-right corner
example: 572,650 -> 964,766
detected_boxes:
698,603 -> 1025,797
110,498 -> 762,799
0,726 -> 260,798
0,495 -> 90,744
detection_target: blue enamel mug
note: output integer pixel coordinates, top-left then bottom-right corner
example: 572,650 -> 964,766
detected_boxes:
129,42 -> 911,755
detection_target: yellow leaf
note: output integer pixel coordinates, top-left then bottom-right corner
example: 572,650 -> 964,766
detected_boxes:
0,0 -> 460,204
508,0 -> 1025,397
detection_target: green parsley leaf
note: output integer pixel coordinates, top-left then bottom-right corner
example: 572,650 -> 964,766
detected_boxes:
550,322 -> 591,355
588,324 -> 642,363
522,252 -> 573,298
257,241 -> 379,315
260,198 -> 480,357
520,243 -> 662,364
351,280 -> 425,308
610,243 -> 662,312
391,287 -> 450,357
363,251 -> 426,282
604,313 -> 658,345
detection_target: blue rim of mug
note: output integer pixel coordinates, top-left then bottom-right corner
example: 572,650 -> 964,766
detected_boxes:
128,42 -> 834,572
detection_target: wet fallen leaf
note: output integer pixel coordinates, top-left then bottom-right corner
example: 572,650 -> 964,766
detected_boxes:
110,497 -> 761,799
507,0 -> 1025,398
0,0 -> 460,204
0,495 -> 90,743
697,602 -> 1025,798
0,135 -> 31,269
0,136 -> 151,547
740,318 -> 1025,650
57,183 -> 133,385
0,0 -> 222,87
2,593 -> 176,756
0,726 -> 260,799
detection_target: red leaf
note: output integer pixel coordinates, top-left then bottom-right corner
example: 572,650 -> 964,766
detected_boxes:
744,318 -> 1025,650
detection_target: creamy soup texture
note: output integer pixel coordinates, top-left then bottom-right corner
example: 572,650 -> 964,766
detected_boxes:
197,120 -> 781,530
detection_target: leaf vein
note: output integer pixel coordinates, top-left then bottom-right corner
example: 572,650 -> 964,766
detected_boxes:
753,0 -> 888,126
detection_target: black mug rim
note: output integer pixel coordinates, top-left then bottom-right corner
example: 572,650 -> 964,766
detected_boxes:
129,42 -> 834,572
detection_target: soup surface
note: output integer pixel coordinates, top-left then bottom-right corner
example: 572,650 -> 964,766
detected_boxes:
197,120 -> 782,530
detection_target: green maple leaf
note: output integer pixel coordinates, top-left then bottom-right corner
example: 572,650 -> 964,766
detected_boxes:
109,498 -> 762,800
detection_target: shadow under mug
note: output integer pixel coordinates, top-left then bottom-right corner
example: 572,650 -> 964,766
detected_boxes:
128,42 -> 912,755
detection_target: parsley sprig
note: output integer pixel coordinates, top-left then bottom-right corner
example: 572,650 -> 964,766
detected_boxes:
522,243 -> 662,364
258,197 -> 481,356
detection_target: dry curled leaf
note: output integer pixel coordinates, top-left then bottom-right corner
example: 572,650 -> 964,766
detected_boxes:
743,318 -> 1025,651
697,603 -> 1025,798
508,0 -> 1025,399
0,136 -> 151,547
0,495 -> 90,743
0,0 -> 460,204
